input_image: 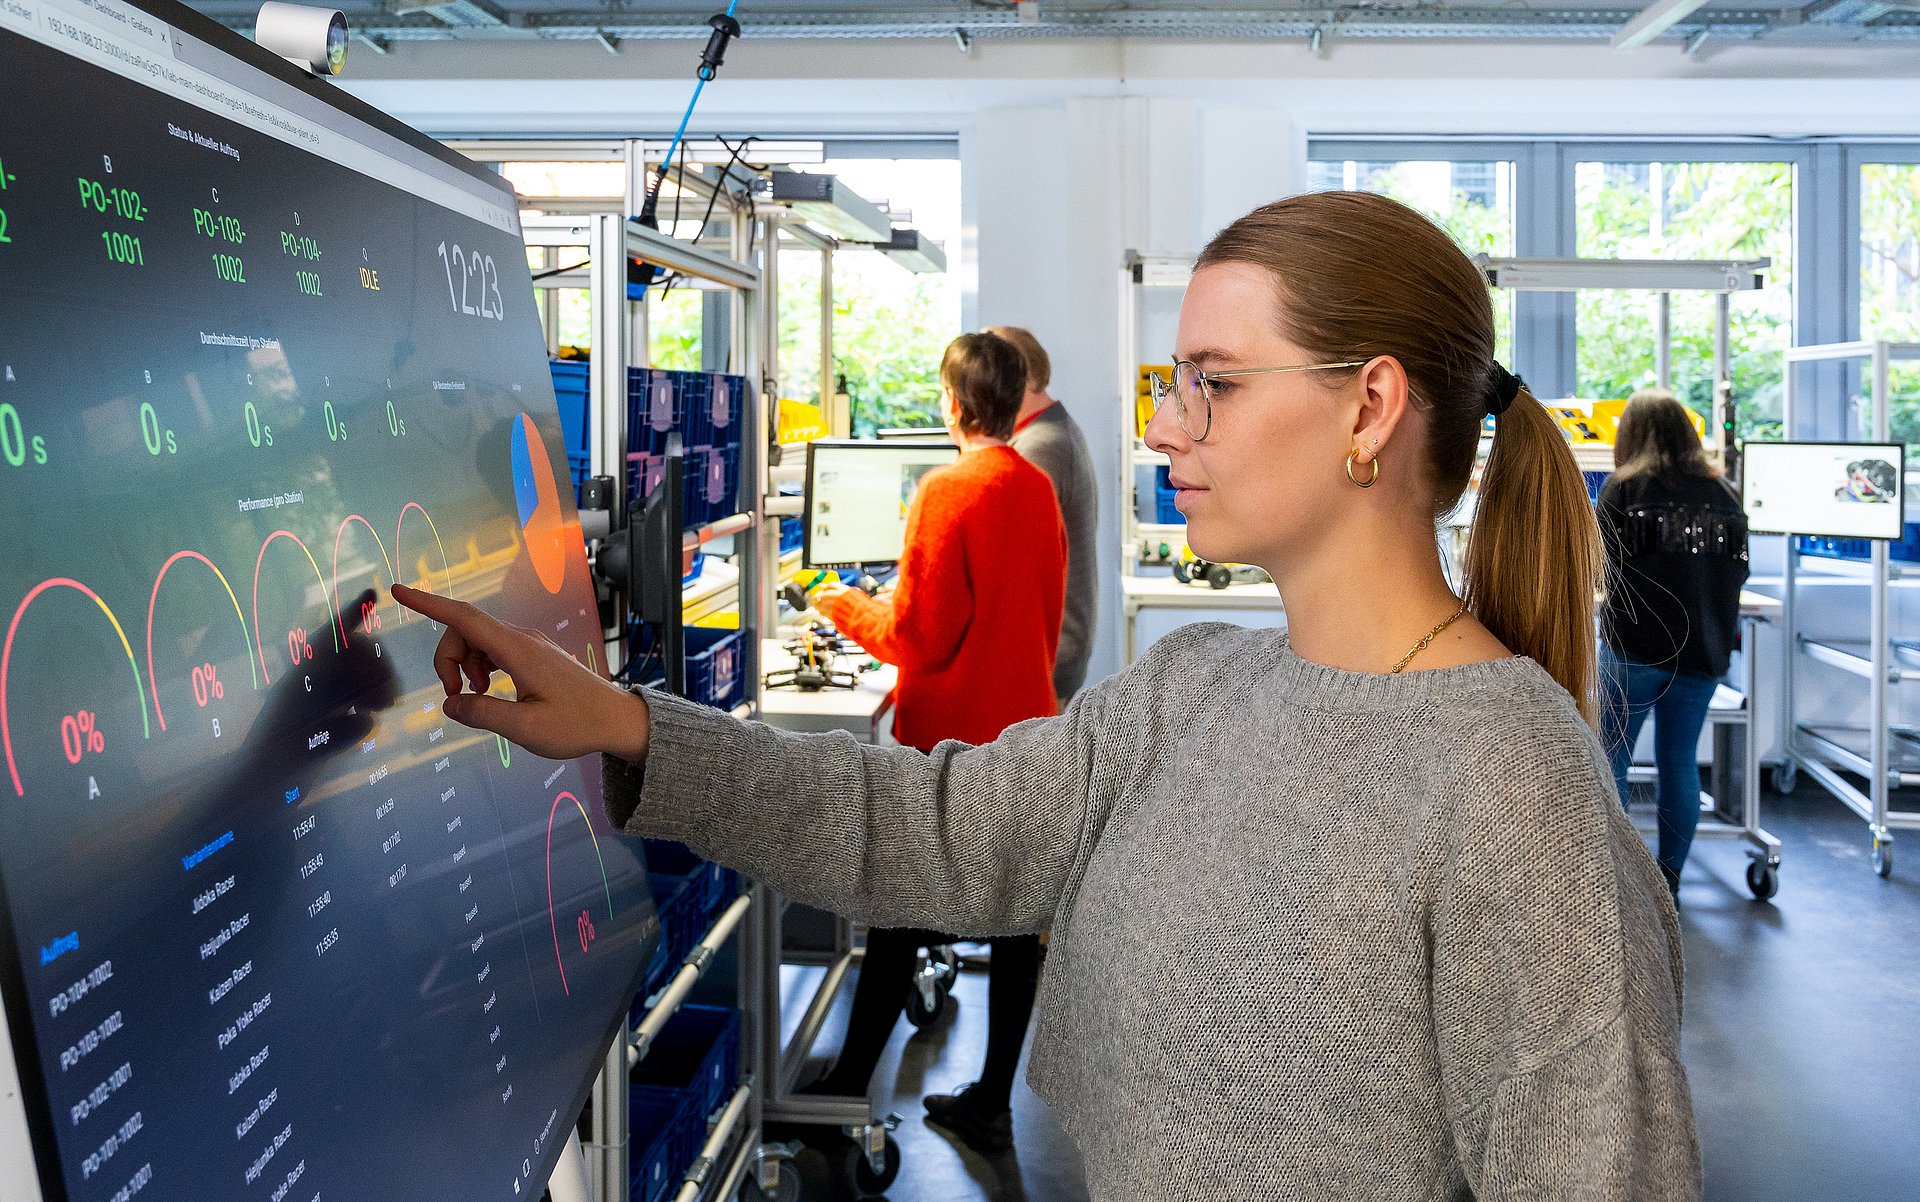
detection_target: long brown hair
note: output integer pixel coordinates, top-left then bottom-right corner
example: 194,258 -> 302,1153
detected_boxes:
1613,388 -> 1715,482
1197,191 -> 1603,721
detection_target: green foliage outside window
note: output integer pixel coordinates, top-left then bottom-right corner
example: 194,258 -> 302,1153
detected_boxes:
1861,164 -> 1920,451
1574,161 -> 1794,442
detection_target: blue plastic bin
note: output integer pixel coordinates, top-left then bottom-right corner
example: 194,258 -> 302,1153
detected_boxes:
549,360 -> 591,461
644,839 -> 738,921
690,444 -> 741,528
638,870 -> 702,1000
1153,466 -> 1184,525
630,1004 -> 743,1120
684,626 -> 746,713
628,1084 -> 702,1202
1796,522 -> 1920,564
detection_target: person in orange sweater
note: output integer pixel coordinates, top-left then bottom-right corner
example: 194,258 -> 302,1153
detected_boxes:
799,332 -> 1067,1136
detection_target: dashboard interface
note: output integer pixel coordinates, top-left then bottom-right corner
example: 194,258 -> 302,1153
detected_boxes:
0,2 -> 658,1199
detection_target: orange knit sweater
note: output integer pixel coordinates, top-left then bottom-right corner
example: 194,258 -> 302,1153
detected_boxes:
820,446 -> 1066,752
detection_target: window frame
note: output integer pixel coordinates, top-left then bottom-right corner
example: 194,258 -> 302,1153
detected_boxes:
1306,137 -> 1875,434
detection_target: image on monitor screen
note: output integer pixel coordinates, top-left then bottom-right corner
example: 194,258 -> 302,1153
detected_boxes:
1742,441 -> 1908,539
802,440 -> 960,568
0,2 -> 659,1199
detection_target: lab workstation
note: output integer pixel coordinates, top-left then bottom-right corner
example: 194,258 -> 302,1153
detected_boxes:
1,3 -> 1917,1201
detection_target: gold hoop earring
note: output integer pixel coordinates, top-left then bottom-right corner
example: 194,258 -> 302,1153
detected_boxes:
1346,448 -> 1379,488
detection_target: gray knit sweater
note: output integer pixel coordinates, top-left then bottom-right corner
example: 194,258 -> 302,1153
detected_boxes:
604,622 -> 1701,1201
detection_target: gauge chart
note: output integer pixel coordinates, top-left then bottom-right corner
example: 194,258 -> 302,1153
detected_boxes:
544,789 -> 615,996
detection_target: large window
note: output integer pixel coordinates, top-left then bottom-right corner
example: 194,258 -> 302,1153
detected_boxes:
1574,160 -> 1794,439
774,158 -> 961,434
1308,156 -> 1516,363
1860,162 -> 1920,449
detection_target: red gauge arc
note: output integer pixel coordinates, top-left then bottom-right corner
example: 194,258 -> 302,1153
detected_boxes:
545,790 -> 615,996
2,578 -> 151,797
394,501 -> 454,619
144,550 -> 258,731
251,530 -> 344,683
331,514 -> 398,645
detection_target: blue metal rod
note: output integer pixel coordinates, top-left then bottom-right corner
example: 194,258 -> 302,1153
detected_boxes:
646,0 -> 741,211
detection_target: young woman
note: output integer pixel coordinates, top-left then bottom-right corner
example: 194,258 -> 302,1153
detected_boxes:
394,190 -> 1699,1200
796,332 -> 1067,1123
1598,389 -> 1751,895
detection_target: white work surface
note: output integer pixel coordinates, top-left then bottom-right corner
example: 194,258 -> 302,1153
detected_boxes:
1122,572 -> 1285,610
757,637 -> 897,741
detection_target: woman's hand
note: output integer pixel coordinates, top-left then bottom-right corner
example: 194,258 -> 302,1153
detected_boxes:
811,580 -> 854,614
391,583 -> 651,762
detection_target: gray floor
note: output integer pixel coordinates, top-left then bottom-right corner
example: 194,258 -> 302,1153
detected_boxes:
779,783 -> 1920,1201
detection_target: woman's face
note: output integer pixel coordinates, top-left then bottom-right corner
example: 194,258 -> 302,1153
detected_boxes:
1144,262 -> 1360,573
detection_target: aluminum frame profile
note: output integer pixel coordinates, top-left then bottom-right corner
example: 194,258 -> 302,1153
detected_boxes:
1610,0 -> 1714,49
194,2 -> 1920,43
1476,255 -> 1769,293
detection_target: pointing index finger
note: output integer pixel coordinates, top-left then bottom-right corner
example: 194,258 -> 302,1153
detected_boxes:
391,584 -> 535,678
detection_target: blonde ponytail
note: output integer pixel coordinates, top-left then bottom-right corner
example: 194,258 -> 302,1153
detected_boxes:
1465,388 -> 1604,723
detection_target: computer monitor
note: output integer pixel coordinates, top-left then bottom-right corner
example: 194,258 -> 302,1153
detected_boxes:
0,3 -> 658,1199
1742,441 -> 1906,539
802,440 -> 960,568
873,427 -> 953,443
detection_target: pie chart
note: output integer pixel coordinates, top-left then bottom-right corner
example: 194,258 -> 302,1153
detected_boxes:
511,413 -> 569,594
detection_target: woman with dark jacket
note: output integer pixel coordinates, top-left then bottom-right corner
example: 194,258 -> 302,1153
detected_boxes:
1598,389 -> 1750,896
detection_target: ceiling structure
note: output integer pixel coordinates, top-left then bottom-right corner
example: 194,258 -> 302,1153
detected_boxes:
181,0 -> 1920,49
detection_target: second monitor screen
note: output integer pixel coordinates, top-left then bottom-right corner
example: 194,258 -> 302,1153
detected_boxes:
804,441 -> 960,568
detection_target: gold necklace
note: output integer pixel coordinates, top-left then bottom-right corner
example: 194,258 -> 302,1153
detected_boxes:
1391,602 -> 1469,674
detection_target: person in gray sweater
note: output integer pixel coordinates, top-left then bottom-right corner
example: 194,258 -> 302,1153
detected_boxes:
990,325 -> 1100,702
393,190 -> 1699,1201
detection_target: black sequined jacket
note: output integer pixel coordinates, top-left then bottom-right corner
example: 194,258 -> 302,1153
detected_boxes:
1598,471 -> 1751,679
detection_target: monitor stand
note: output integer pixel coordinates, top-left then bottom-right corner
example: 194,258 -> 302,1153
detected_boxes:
547,1127 -> 591,1202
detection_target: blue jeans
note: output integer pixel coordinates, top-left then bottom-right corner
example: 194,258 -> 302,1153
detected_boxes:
1599,645 -> 1722,889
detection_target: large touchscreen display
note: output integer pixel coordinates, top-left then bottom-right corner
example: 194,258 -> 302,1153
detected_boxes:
0,3 -> 657,1199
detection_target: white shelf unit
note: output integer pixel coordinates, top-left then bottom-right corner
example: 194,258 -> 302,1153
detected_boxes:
1777,340 -> 1920,878
483,141 -> 912,1198
1115,251 -> 1285,663
470,139 -> 783,1202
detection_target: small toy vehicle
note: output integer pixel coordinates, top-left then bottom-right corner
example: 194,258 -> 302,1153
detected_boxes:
1171,548 -> 1270,590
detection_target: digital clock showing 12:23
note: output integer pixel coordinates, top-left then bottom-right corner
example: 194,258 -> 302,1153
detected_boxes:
435,239 -> 504,321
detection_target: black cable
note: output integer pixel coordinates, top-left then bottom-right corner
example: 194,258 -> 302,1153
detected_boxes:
613,619 -> 664,685
532,258 -> 592,282
692,135 -> 756,244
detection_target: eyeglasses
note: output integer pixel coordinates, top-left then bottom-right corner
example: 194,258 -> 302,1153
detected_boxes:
1149,358 -> 1366,442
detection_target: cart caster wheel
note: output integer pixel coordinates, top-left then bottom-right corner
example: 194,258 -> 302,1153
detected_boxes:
740,1160 -> 800,1202
1745,860 -> 1779,901
1770,761 -> 1798,795
904,981 -> 949,1029
1204,563 -> 1232,590
837,1135 -> 900,1197
1872,837 -> 1893,878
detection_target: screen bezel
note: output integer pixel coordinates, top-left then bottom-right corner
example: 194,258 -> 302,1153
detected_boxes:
140,0 -> 513,201
0,4 -> 618,1199
1740,439 -> 1907,538
801,439 -> 960,569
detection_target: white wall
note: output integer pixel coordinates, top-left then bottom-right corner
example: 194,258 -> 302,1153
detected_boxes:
340,35 -> 1920,685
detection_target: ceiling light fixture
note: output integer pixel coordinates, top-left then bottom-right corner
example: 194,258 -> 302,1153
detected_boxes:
766,171 -> 893,243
